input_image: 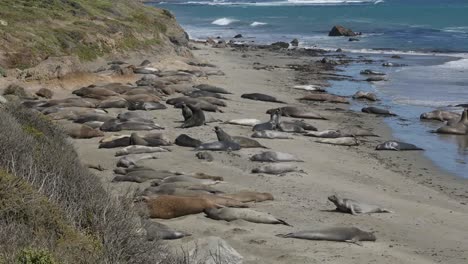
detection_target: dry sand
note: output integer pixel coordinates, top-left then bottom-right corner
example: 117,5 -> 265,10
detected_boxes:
9,44 -> 468,263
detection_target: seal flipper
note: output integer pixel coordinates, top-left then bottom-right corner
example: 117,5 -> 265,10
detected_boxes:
345,238 -> 363,246
275,233 -> 292,238
277,218 -> 292,227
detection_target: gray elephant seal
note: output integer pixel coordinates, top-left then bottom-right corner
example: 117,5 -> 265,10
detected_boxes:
142,219 -> 190,240
252,163 -> 299,174
194,84 -> 232,94
226,118 -> 261,127
376,141 -> 424,151
305,130 -> 348,138
433,109 -> 468,135
241,93 -> 285,104
99,136 -> 131,148
185,90 -> 227,100
315,137 -> 359,146
115,146 -> 170,156
276,227 -> 376,244
250,151 -> 303,162
175,134 -> 202,147
214,127 -> 267,148
328,195 -> 392,215
253,110 -> 280,132
167,97 -> 223,112
362,107 -> 397,116
128,101 -> 167,111
352,91 -> 378,101
224,191 -> 274,203
267,106 -> 326,120
196,141 -> 241,151
62,123 -> 104,139
298,94 -> 349,104
204,208 -> 290,226
180,102 -> 193,121
252,130 -> 293,139
360,69 -> 385,76
182,104 -> 205,128
116,154 -> 157,168
420,110 -> 460,122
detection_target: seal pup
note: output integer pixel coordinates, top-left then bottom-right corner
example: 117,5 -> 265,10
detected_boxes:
143,195 -> 221,219
420,110 -> 460,122
276,227 -> 376,245
315,137 -> 359,146
194,84 -> 232,94
141,219 -> 190,240
352,91 -> 379,101
196,141 -> 241,151
175,134 -> 202,147
224,191 -> 274,203
182,104 -> 205,128
376,141 -> 424,151
225,118 -> 262,127
241,93 -> 286,104
250,151 -> 303,162
251,131 -> 293,139
204,208 -> 290,226
252,163 -> 299,175
214,127 -> 267,148
252,110 -> 280,132
115,146 -> 170,156
362,107 -> 397,116
267,106 -> 326,120
328,194 -> 392,215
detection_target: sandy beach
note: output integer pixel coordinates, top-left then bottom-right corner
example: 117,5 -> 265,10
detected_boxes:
46,43 -> 467,264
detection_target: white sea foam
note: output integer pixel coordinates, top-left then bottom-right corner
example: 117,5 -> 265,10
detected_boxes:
293,85 -> 324,91
211,18 -> 238,26
183,0 -> 379,6
251,21 -> 268,27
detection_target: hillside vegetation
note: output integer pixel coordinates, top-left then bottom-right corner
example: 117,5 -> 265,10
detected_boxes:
0,0 -> 188,69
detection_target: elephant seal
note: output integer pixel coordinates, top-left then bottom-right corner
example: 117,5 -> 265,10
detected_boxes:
185,90 -> 227,100
267,106 -> 327,120
250,151 -> 303,162
282,120 -> 317,131
194,84 -> 232,94
175,134 -> 202,147
113,170 -> 174,183
204,207 -> 290,226
73,113 -> 113,124
360,69 -> 385,76
101,119 -> 163,132
214,127 -> 267,148
128,101 -> 167,111
196,141 -> 241,151
196,152 -> 214,161
420,110 -> 460,122
180,194 -> 248,208
305,130 -> 349,138
362,107 -> 397,116
315,137 -> 359,146
241,93 -> 285,104
62,123 -> 104,139
252,163 -> 299,175
376,141 -> 424,151
277,122 -> 306,133
143,195 -> 221,219
224,191 -> 274,203
179,102 -> 193,121
83,121 -> 104,129
161,175 -> 219,186
115,146 -> 170,156
99,136 -> 131,148
141,133 -> 172,146
226,118 -> 262,127
352,91 -> 378,101
182,104 -> 205,128
252,110 -> 280,132
142,219 -> 190,240
116,154 -> 157,168
298,94 -> 349,104
167,97 -> 223,112
328,194 -> 392,215
196,96 -> 227,107
433,109 -> 468,135
251,131 -> 293,139
276,227 -> 376,244
41,98 -> 96,108
117,111 -> 153,122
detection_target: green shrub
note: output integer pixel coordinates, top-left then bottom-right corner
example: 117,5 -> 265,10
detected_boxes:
16,249 -> 57,264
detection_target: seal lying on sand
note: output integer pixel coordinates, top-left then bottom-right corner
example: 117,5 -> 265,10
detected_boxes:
224,191 -> 274,203
376,141 -> 424,151
362,107 -> 397,116
175,134 -> 202,147
194,84 -> 232,94
420,110 -> 460,122
241,93 -> 286,104
433,109 -> 468,135
144,195 -> 221,219
250,151 -> 303,162
226,118 -> 262,127
141,219 -> 191,240
352,91 -> 379,101
305,130 -> 348,138
315,137 -> 359,146
267,106 -> 326,120
253,110 -> 280,132
116,154 -> 157,168
182,104 -> 205,128
252,163 -> 299,175
328,195 -> 392,215
251,131 -> 293,139
115,146 -> 170,156
298,94 -> 349,104
196,141 -> 241,151
204,208 -> 290,226
214,127 -> 267,148
167,97 -> 223,112
62,123 -> 104,139
276,227 -> 376,245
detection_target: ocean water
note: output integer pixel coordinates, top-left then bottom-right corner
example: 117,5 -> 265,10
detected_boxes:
151,0 -> 468,178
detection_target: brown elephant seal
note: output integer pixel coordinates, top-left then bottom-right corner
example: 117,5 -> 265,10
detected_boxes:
194,84 -> 232,94
115,146 -> 170,156
328,194 -> 392,215
117,111 -> 153,122
252,163 -> 299,175
267,106 -> 326,120
185,90 -> 227,100
182,194 -> 248,208
224,191 -> 274,203
175,134 -> 202,147
277,121 -> 306,133
433,109 -> 468,135
182,104 -> 205,128
62,123 -> 104,139
376,141 -> 424,151
352,91 -> 379,101
128,101 -> 167,111
99,136 -> 131,148
253,110 -> 280,132
204,207 -> 290,226
250,151 -> 303,162
141,219 -> 190,240
241,93 -> 286,104
315,137 -> 359,146
196,96 -> 227,107
161,175 -> 219,185
73,113 -> 114,124
167,97 -> 223,112
251,130 -> 293,139
116,154 -> 157,168
420,110 -> 460,122
226,118 -> 262,127
143,195 -> 221,219
214,127 -> 267,148
362,107 -> 397,116
179,102 -> 192,121
72,86 -> 119,99
196,141 -> 241,151
113,170 -> 174,183
41,98 -> 97,108
298,94 -> 349,104
276,227 -> 376,245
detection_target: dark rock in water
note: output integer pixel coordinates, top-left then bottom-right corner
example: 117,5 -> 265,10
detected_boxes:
336,48 -> 343,52
366,77 -> 386,82
271,42 -> 289,49
290,38 -> 299,47
349,37 -> 360,42
391,55 -> 402,59
455,104 -> 468,108
233,34 -> 243,38
329,25 -> 357,37
196,152 -> 214,162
